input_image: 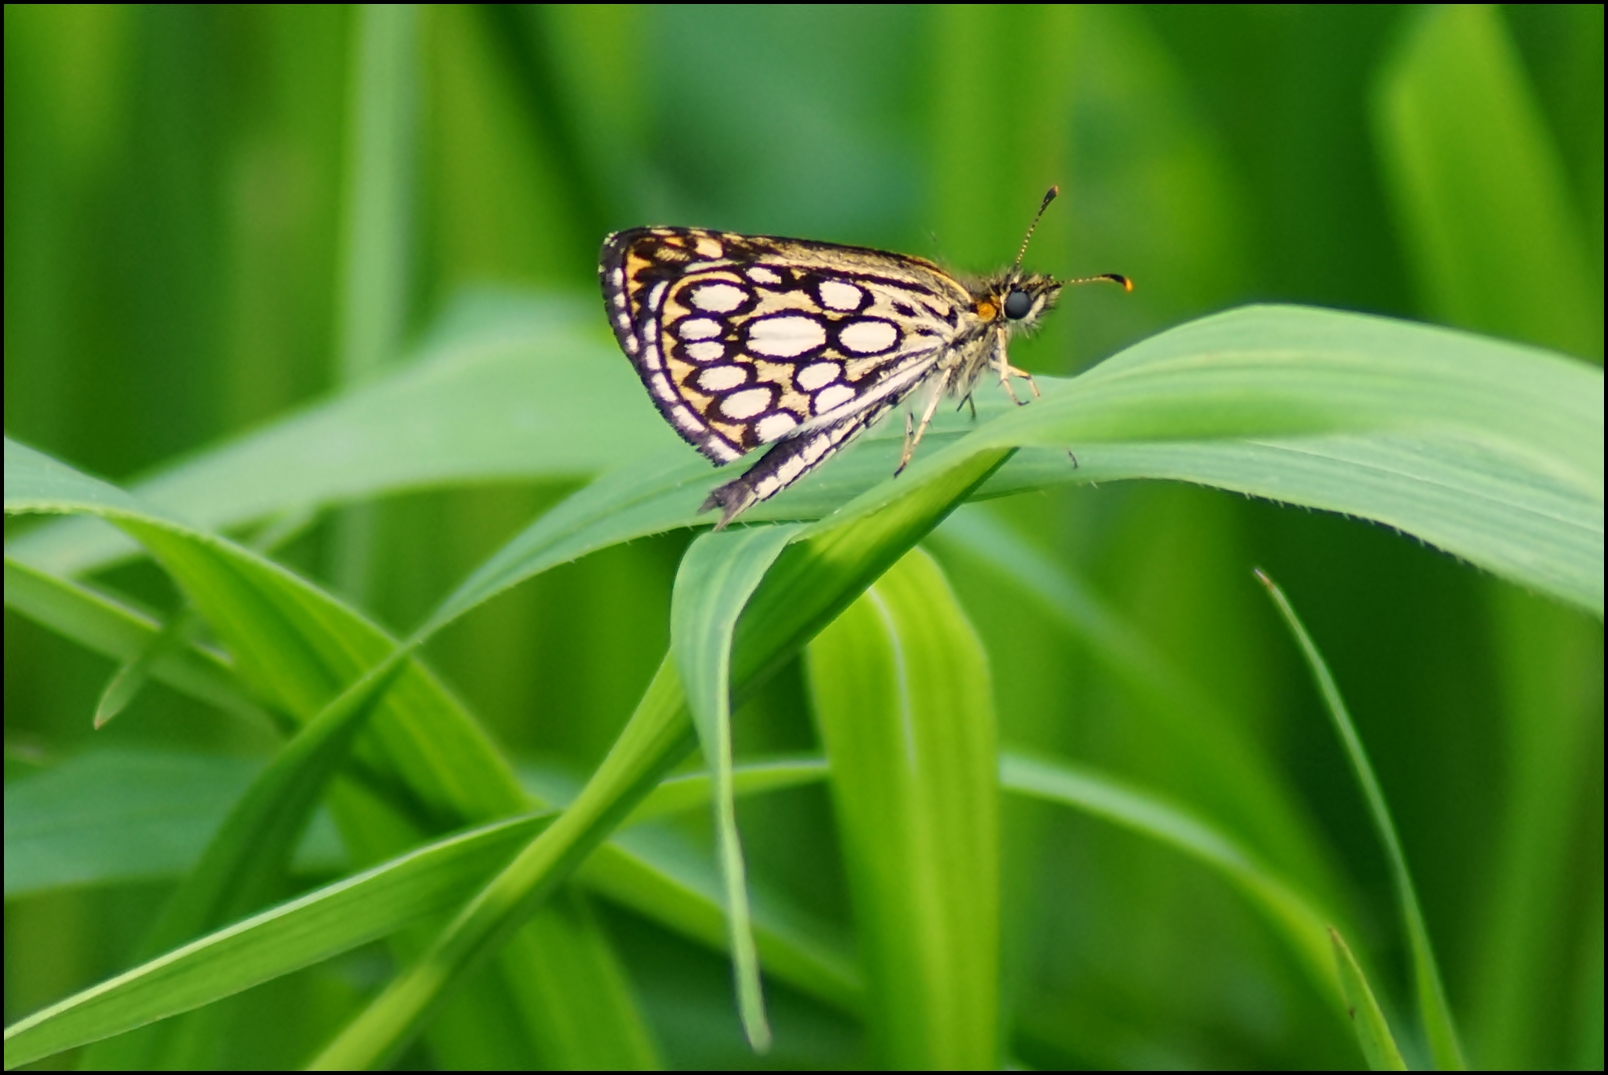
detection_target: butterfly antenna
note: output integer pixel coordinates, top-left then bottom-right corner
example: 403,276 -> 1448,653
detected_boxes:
1012,185 -> 1060,274
1063,272 -> 1134,292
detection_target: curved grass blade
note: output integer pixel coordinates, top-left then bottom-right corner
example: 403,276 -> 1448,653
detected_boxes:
92,608 -> 203,728
987,306 -> 1599,482
1000,749 -> 1340,1004
670,523 -> 805,1051
1001,427 -> 1601,617
1332,926 -> 1410,1070
1256,568 -> 1466,1069
2,557 -> 275,730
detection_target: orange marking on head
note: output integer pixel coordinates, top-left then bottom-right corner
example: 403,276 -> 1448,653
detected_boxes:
975,299 -> 998,320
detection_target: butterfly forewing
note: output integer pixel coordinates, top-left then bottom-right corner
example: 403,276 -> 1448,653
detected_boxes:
601,227 -> 969,470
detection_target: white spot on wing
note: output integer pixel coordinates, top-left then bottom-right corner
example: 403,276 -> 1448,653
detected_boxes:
818,279 -> 863,310
748,266 -> 782,284
694,235 -> 724,258
749,315 -> 827,358
648,281 -> 667,308
796,361 -> 841,391
624,336 -> 638,355
611,268 -> 624,289
698,366 -> 748,392
755,413 -> 799,442
678,318 -> 721,340
721,387 -> 773,420
839,319 -> 898,354
684,341 -> 725,362
690,283 -> 747,312
814,384 -> 857,413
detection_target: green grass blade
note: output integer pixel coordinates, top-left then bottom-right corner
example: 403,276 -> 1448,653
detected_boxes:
621,753 -> 830,824
82,653 -> 415,1068
579,823 -> 862,1017
671,524 -> 805,1051
126,649 -> 410,949
2,812 -> 553,1070
1332,926 -> 1410,1070
2,557 -> 275,729
989,306 -> 1599,475
1030,430 -> 1600,616
3,750 -> 341,898
5,747 -> 861,1021
1256,569 -> 1466,1069
309,654 -> 697,1069
85,504 -> 325,731
1000,750 -> 1339,1007
91,607 -> 202,728
806,548 -> 1001,1067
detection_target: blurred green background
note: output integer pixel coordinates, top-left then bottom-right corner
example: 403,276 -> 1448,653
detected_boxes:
4,4 -> 1601,1069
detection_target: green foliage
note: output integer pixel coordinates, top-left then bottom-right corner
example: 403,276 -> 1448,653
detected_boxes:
5,5 -> 1601,1070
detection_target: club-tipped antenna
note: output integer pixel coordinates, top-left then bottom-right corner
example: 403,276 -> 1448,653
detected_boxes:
1063,272 -> 1134,292
1011,185 -> 1060,274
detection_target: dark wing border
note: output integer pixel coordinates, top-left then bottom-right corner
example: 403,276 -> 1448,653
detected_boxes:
599,228 -> 745,464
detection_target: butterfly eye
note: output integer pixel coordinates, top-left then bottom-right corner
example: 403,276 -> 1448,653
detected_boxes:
1004,289 -> 1032,319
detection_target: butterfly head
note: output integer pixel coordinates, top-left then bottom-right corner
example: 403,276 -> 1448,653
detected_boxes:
973,186 -> 1130,333
973,272 -> 1063,333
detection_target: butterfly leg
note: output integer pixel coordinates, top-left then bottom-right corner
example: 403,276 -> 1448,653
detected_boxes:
995,364 -> 1040,403
991,333 -> 1039,404
1008,364 -> 1043,399
995,363 -> 1025,405
897,368 -> 955,475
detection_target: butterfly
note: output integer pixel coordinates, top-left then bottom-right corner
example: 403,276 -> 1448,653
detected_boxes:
598,187 -> 1128,528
